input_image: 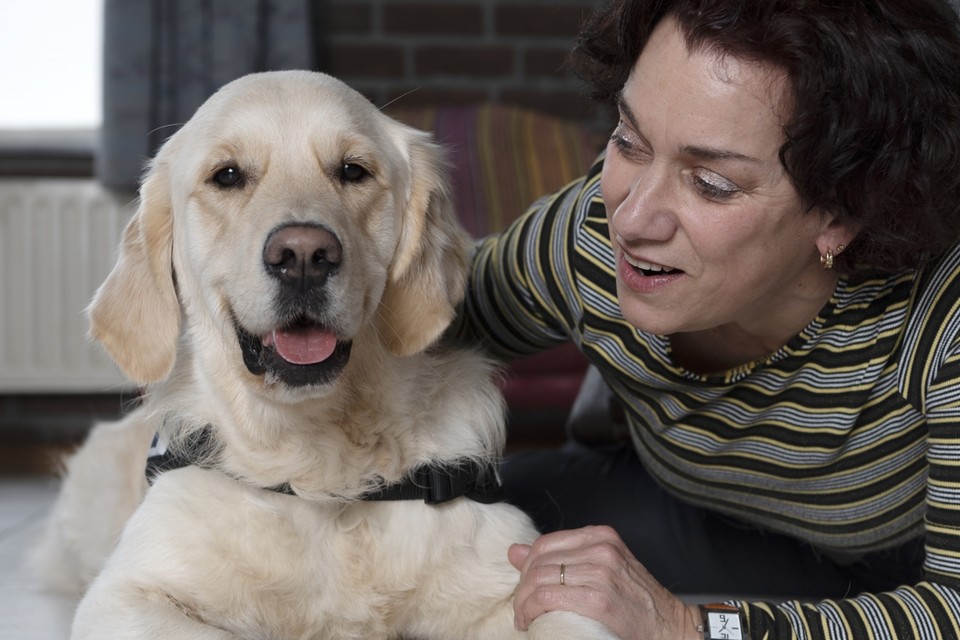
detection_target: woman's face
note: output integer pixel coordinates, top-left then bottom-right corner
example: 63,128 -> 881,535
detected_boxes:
602,16 -> 844,339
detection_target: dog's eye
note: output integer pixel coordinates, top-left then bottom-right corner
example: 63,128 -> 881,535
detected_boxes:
212,166 -> 244,188
340,163 -> 369,183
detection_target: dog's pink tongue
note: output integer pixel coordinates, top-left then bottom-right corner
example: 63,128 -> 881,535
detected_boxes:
265,327 -> 337,365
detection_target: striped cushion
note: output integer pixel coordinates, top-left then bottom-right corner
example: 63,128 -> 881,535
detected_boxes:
388,104 -> 604,237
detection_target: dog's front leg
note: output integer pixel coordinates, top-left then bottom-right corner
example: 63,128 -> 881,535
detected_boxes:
397,501 -> 621,640
69,469 -> 271,640
528,611 -> 621,640
431,599 -> 620,640
72,583 -> 240,640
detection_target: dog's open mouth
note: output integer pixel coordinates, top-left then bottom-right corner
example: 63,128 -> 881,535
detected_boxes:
236,317 -> 352,387
263,324 -> 338,365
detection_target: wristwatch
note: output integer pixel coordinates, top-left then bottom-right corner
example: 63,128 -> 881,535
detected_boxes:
697,603 -> 745,640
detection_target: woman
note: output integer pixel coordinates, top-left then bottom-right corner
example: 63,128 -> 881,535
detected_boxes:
453,0 -> 960,638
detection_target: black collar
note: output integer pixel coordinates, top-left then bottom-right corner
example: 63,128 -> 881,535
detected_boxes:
145,427 -> 505,505
359,461 -> 505,505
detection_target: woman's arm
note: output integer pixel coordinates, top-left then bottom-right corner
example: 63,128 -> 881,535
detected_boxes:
520,318 -> 960,638
511,526 -> 960,640
743,329 -> 960,637
448,157 -> 605,358
508,248 -> 960,639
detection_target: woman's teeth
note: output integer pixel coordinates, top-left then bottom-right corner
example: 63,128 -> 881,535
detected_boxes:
624,254 -> 676,275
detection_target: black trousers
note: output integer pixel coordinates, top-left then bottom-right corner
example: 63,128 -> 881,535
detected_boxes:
500,441 -> 924,598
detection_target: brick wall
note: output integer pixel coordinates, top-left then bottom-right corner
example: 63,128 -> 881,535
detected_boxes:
323,0 -> 606,124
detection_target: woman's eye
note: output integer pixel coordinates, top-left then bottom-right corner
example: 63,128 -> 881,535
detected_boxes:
340,162 -> 370,183
610,121 -> 630,150
693,170 -> 741,201
610,132 -> 632,154
212,166 -> 244,188
609,120 -> 647,159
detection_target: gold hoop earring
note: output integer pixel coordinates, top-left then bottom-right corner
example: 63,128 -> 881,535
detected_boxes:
820,245 -> 845,270
820,249 -> 834,270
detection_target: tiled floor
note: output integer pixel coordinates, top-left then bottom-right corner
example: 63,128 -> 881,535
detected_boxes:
1,476 -> 75,640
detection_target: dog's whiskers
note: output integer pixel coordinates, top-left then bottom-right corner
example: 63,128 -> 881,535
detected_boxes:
378,88 -> 421,112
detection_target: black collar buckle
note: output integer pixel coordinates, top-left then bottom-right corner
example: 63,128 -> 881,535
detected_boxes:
362,460 -> 506,505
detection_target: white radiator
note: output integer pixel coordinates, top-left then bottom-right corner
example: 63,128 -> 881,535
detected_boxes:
0,179 -> 136,392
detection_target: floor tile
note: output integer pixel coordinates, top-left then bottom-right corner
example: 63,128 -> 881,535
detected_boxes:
0,477 -> 75,640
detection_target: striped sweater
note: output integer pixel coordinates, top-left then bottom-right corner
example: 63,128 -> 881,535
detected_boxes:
457,157 -> 960,639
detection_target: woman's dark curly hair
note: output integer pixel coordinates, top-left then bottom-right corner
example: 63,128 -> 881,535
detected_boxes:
570,0 -> 960,273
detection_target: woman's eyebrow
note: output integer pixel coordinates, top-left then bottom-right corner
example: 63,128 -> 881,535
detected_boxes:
615,91 -> 760,164
679,144 -> 759,163
615,91 -> 640,130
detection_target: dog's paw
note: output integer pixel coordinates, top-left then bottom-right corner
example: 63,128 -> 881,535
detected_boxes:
528,610 -> 620,640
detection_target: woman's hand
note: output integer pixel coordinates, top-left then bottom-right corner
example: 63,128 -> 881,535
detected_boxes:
508,525 -> 702,640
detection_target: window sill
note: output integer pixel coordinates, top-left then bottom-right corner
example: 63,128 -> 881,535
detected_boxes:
0,128 -> 96,177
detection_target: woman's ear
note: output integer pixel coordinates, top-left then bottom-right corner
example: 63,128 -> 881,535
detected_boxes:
377,127 -> 471,357
815,212 -> 863,264
87,158 -> 180,383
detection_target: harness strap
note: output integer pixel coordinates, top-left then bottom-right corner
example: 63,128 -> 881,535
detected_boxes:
145,428 -> 505,505
146,429 -> 214,480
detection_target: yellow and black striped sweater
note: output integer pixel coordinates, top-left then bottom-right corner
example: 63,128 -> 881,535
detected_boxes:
458,157 -> 960,638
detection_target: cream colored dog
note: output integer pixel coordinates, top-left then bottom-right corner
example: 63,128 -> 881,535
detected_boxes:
46,71 -> 617,639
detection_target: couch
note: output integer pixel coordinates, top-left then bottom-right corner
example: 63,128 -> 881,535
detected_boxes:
388,104 -> 606,441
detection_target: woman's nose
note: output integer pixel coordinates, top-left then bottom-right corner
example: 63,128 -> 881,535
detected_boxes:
605,162 -> 679,243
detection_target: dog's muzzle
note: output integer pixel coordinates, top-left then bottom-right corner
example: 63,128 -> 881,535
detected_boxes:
235,222 -> 352,387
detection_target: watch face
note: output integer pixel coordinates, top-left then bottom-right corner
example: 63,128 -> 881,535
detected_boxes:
707,611 -> 743,640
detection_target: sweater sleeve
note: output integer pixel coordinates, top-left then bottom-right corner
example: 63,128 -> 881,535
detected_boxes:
740,581 -> 960,639
451,158 -> 604,360
740,252 -> 960,639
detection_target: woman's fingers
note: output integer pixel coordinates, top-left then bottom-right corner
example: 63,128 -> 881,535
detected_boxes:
507,542 -> 531,571
511,527 -> 622,629
510,525 -> 696,640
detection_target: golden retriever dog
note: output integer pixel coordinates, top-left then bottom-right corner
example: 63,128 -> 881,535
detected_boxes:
42,71 -> 617,639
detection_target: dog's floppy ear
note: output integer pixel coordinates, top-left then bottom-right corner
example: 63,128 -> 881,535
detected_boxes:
88,158 -> 180,383
378,129 -> 470,357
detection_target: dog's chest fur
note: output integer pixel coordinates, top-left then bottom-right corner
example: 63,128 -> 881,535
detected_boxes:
153,344 -> 504,502
119,455 -> 524,638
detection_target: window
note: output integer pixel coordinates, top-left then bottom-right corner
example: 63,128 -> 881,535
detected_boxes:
0,0 -> 103,130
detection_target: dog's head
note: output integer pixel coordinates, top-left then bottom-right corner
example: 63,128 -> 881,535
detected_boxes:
89,71 -> 470,399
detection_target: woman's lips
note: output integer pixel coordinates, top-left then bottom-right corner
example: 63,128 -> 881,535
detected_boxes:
617,252 -> 684,293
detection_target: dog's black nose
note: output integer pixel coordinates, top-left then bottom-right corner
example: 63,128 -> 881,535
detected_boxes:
263,224 -> 342,287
